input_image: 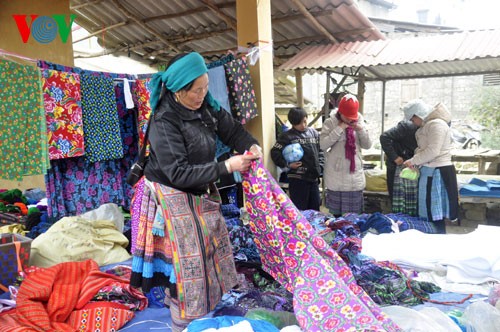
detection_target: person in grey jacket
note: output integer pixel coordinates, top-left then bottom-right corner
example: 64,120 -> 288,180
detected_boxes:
320,94 -> 372,216
402,100 -> 459,233
271,107 -> 323,211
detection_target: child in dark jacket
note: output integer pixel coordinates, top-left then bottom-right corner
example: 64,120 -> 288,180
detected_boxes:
271,107 -> 323,211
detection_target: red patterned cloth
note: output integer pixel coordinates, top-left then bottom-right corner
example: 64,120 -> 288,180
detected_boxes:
0,260 -> 146,332
41,69 -> 85,160
131,78 -> 152,149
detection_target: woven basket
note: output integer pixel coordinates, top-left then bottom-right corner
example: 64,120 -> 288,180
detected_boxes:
0,233 -> 32,293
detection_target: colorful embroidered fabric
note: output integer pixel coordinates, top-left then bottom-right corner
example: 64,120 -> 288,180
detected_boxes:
80,74 -> 123,162
223,58 -> 258,124
0,260 -> 145,331
66,303 -> 135,332
131,78 -> 152,149
41,69 -> 84,160
0,59 -> 48,180
131,179 -> 238,320
242,159 -> 401,332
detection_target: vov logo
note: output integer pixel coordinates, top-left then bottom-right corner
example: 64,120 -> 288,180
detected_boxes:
12,14 -> 77,44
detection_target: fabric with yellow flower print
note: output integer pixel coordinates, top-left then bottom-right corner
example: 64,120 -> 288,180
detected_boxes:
0,59 -> 48,180
242,158 -> 401,332
41,69 -> 84,160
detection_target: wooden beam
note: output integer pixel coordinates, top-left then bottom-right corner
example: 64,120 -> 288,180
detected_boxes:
288,0 -> 339,43
110,0 -> 181,53
272,9 -> 334,24
71,0 -> 107,10
200,0 -> 237,30
73,21 -> 127,43
295,69 -> 304,107
143,1 -> 235,23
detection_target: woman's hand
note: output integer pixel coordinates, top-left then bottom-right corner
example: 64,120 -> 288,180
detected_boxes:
352,122 -> 363,131
227,154 -> 259,173
403,159 -> 414,169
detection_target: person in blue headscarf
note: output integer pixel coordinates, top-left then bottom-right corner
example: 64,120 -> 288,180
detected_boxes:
130,52 -> 261,332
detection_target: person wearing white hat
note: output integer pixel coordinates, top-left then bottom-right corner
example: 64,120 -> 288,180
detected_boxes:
402,100 -> 459,233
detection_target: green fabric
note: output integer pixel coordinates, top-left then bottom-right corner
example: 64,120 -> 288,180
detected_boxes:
0,189 -> 27,204
149,52 -> 220,112
28,207 -> 40,216
0,59 -> 49,181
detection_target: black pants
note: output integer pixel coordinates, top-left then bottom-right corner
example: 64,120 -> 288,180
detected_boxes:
386,164 -> 396,200
288,178 -> 321,211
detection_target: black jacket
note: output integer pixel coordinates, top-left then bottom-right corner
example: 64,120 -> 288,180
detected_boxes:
380,120 -> 418,167
144,92 -> 258,195
270,127 -> 323,182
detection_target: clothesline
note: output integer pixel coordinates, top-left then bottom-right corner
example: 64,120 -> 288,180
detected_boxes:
0,48 -> 38,63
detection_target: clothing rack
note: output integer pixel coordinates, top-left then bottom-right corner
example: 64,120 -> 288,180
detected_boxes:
113,77 -> 136,82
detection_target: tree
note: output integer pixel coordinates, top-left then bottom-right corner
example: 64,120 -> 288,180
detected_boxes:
470,86 -> 500,149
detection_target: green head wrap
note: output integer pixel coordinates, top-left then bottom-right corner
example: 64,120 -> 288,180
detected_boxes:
149,52 -> 220,112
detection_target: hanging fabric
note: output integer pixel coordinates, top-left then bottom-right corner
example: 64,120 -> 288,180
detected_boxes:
0,59 -> 48,181
224,57 -> 258,124
131,77 -> 152,149
41,69 -> 85,160
39,61 -> 139,219
80,74 -> 124,163
242,159 -> 401,332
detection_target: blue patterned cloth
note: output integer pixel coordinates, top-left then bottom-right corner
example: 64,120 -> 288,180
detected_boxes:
80,74 -> 124,162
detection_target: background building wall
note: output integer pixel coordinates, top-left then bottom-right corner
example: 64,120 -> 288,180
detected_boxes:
0,0 -> 73,190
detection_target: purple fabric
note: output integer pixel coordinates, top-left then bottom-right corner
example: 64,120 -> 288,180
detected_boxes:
242,159 -> 401,332
345,126 -> 356,173
130,178 -> 145,254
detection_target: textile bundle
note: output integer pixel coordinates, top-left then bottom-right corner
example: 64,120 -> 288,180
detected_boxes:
242,159 -> 401,332
0,259 -> 146,331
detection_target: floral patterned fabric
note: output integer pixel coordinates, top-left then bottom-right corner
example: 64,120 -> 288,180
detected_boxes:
80,74 -> 123,162
38,61 -> 138,219
242,159 -> 401,332
224,58 -> 258,124
44,81 -> 138,220
131,78 -> 152,149
0,59 -> 49,181
41,69 -> 84,160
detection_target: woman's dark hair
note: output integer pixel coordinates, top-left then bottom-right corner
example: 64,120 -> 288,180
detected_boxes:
166,53 -> 194,91
288,107 -> 308,126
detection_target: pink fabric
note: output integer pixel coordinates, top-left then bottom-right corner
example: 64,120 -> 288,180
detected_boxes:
242,159 -> 401,332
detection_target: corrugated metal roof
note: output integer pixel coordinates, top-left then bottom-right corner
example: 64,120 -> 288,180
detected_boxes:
70,0 -> 385,104
70,0 -> 384,64
279,29 -> 500,80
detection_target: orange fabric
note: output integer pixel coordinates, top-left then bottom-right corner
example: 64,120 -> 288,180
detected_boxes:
12,203 -> 27,215
0,260 -> 144,332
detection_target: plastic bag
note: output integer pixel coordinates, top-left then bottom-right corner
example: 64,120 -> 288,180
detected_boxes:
382,305 -> 462,332
488,284 -> 500,307
245,308 -> 298,329
400,167 -> 420,181
462,301 -> 500,332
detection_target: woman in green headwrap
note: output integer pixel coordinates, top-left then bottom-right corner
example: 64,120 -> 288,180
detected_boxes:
130,52 -> 261,331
